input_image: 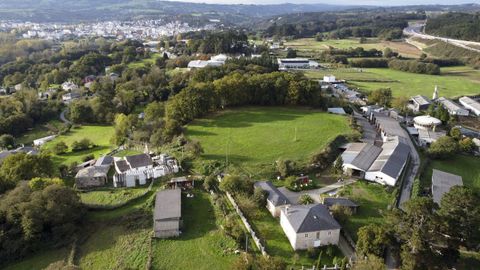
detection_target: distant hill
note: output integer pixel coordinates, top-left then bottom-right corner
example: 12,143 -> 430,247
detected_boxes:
0,0 -> 359,23
425,12 -> 480,42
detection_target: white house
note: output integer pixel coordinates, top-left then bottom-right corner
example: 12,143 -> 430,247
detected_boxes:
280,204 -> 341,250
62,92 -> 81,103
153,189 -> 182,238
254,181 -> 290,217
323,75 -> 336,83
277,58 -> 319,71
61,81 -> 79,92
437,97 -> 469,116
33,135 -> 57,146
459,96 -> 480,116
113,153 -> 179,188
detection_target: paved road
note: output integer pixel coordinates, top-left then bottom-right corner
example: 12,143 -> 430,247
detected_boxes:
60,108 -> 71,124
353,112 -> 380,145
278,179 -> 356,204
404,22 -> 480,53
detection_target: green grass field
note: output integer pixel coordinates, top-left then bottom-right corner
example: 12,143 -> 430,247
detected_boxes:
337,181 -> 393,241
128,53 -> 162,68
284,38 -> 422,58
422,154 -> 480,190
43,125 -> 115,166
16,119 -> 64,145
186,107 -> 354,173
305,66 -> 480,98
80,186 -> 149,206
151,190 -> 237,270
3,248 -> 69,270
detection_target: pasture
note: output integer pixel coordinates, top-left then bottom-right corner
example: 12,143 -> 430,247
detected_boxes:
43,125 -> 115,166
185,107 -> 354,173
284,38 -> 422,58
305,66 -> 480,98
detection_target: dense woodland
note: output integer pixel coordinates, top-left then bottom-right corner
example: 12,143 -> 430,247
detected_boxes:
262,12 -> 425,40
425,12 -> 480,42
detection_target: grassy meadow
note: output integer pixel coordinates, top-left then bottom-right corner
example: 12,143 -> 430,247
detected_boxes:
42,125 -> 115,166
79,185 -> 149,206
16,119 -> 64,145
336,181 -> 393,241
305,66 -> 480,98
284,38 -> 422,58
185,107 -> 354,173
421,154 -> 480,191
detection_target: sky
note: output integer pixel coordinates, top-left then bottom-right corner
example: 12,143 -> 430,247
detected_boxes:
166,0 -> 479,5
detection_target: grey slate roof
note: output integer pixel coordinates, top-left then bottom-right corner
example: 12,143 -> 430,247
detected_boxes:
126,154 -> 153,168
95,155 -> 113,166
411,95 -> 431,106
380,141 -> 410,178
431,169 -> 463,204
283,204 -> 340,233
323,198 -> 359,208
154,189 -> 181,221
75,165 -> 110,178
350,144 -> 382,171
254,181 -> 290,206
115,160 -> 130,173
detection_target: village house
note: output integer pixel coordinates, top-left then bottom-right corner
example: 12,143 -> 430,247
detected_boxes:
254,181 -> 291,217
280,204 -> 341,250
431,169 -> 463,205
408,95 -> 431,112
113,153 -> 179,188
61,81 -> 79,92
62,92 -> 81,103
154,189 -> 182,238
75,165 -> 110,189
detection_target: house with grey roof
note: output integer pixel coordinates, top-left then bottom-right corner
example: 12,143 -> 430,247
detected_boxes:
254,181 -> 291,217
280,204 -> 341,250
409,95 -> 431,112
0,146 -> 39,163
154,189 -> 182,238
323,197 -> 359,214
75,165 -> 110,189
459,96 -> 480,116
431,169 -> 463,204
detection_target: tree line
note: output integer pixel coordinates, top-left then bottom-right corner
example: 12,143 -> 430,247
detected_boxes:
425,12 -> 480,42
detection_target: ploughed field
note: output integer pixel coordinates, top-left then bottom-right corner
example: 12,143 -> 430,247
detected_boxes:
185,107 -> 354,171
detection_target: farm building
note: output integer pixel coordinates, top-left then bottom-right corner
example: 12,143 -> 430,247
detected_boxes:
437,97 -> 469,116
408,95 -> 431,112
254,181 -> 291,217
33,135 -> 56,146
459,96 -> 480,116
322,197 -> 359,214
280,204 -> 341,250
154,189 -> 182,238
0,146 -> 38,163
431,169 -> 463,204
277,58 -> 319,70
413,115 -> 442,130
75,165 -> 110,189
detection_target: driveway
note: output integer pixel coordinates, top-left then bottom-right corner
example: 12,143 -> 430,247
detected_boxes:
353,111 -> 378,145
60,108 -> 71,124
278,179 -> 356,204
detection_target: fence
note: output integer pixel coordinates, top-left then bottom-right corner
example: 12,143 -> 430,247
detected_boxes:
225,192 -> 267,256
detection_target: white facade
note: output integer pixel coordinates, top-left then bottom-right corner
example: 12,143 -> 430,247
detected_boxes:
364,171 -> 398,186
280,209 -> 340,250
33,135 -> 56,146
323,75 -> 336,83
278,58 -> 319,70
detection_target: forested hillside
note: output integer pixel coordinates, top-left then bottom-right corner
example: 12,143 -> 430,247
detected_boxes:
425,13 -> 480,42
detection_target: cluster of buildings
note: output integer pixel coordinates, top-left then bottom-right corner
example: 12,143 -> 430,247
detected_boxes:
0,20 -> 217,41
254,181 -> 358,251
187,54 -> 228,69
0,146 -> 38,163
322,75 -> 366,105
409,88 -> 480,117
74,153 -> 180,189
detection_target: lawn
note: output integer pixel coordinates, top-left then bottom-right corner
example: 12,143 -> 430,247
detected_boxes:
16,119 -> 64,145
128,53 -> 162,68
43,125 -> 115,166
250,207 -> 344,267
80,185 -> 149,206
284,38 -> 422,58
336,181 -> 393,241
422,154 -> 480,190
305,66 -> 480,98
3,248 -> 69,270
151,190 -> 238,270
186,107 -> 354,173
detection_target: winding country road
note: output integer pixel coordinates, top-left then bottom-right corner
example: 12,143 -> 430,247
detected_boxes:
60,108 -> 71,124
404,22 -> 480,53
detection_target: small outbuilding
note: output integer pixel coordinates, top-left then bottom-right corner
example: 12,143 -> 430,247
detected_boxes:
75,165 -> 110,189
254,181 -> 290,217
413,115 -> 442,130
431,169 -> 463,205
154,189 -> 182,238
322,197 -> 359,214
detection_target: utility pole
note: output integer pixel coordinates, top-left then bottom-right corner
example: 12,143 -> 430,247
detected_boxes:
245,232 -> 248,252
294,126 -> 298,142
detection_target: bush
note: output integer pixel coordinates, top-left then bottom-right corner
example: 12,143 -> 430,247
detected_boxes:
71,138 -> 94,152
219,174 -> 253,195
82,154 -> 95,162
388,59 -> 440,75
298,194 -> 314,205
428,136 -> 459,159
203,174 -> 217,191
53,141 -> 68,154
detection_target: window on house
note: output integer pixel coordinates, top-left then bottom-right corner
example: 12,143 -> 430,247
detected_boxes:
305,234 -> 308,238
328,231 -> 331,235
316,232 -> 320,239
